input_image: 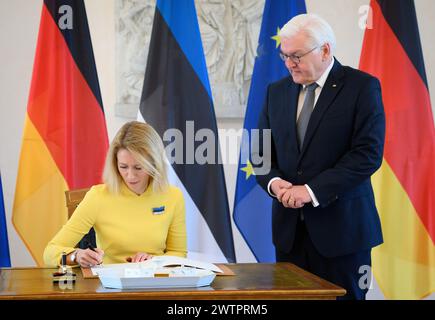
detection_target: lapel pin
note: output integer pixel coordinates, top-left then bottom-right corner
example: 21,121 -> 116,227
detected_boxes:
332,84 -> 337,88
152,206 -> 165,215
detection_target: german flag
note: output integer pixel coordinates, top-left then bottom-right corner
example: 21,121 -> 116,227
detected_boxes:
359,0 -> 435,299
12,0 -> 108,266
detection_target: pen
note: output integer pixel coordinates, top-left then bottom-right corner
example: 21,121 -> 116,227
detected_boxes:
87,244 -> 103,265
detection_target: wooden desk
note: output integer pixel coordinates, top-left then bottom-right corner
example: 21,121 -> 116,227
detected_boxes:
0,263 -> 345,300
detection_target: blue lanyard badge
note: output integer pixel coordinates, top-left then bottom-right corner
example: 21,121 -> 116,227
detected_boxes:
152,206 -> 165,215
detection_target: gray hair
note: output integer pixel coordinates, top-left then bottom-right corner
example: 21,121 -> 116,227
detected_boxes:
279,14 -> 336,54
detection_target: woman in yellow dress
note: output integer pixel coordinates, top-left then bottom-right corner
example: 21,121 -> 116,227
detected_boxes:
44,121 -> 187,267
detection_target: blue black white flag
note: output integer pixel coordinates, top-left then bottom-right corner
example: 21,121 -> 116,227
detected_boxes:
139,0 -> 235,263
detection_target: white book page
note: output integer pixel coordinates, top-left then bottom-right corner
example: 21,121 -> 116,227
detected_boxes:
91,255 -> 223,276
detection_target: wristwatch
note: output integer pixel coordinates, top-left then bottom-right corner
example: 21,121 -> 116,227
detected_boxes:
70,250 -> 78,264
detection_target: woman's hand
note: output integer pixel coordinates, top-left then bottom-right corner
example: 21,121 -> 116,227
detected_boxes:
126,252 -> 153,263
75,248 -> 104,268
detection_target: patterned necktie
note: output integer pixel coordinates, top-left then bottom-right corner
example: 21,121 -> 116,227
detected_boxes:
297,82 -> 318,149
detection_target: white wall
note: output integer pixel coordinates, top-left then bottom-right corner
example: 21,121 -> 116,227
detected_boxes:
0,0 -> 41,266
0,0 -> 434,299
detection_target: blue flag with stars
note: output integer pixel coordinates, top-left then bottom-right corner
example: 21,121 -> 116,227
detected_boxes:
233,0 -> 306,262
1,172 -> 11,267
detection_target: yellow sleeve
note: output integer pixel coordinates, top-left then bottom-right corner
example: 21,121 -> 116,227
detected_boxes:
43,186 -> 100,267
164,188 -> 187,257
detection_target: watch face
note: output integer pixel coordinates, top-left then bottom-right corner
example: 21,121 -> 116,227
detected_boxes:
71,252 -> 76,262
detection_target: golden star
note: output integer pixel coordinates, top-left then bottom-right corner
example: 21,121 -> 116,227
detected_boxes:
271,27 -> 281,48
241,160 -> 255,180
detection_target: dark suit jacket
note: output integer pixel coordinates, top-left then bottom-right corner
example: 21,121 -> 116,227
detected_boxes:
256,59 -> 385,258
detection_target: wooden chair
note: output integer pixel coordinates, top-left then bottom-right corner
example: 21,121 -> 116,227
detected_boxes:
64,187 -> 95,248
65,187 -> 90,218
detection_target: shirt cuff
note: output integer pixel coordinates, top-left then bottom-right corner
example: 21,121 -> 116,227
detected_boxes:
305,184 -> 319,207
267,177 -> 282,197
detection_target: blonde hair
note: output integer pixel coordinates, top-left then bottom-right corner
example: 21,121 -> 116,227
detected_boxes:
279,13 -> 336,54
103,121 -> 168,194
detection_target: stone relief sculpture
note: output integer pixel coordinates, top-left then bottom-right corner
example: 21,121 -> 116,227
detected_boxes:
115,0 -> 155,117
115,0 -> 264,118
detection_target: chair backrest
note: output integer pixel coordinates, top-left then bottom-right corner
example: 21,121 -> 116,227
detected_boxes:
65,188 -> 90,218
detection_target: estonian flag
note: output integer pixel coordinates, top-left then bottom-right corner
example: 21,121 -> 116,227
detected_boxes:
359,0 -> 435,299
12,0 -> 108,266
0,172 -> 11,267
233,0 -> 307,262
138,0 -> 235,263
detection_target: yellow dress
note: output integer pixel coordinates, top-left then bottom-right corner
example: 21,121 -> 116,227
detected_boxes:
43,183 -> 187,266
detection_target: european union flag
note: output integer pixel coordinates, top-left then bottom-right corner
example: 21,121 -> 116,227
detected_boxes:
1,173 -> 11,267
233,0 -> 306,262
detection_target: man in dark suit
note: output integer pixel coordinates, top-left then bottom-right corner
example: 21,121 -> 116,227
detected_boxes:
255,14 -> 385,299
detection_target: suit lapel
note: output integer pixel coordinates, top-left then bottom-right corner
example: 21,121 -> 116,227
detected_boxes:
298,60 -> 345,159
284,80 -> 301,152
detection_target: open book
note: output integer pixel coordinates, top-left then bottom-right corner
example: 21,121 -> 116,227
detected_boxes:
91,255 -> 223,276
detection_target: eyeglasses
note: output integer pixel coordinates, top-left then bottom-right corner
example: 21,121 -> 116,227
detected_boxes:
279,46 -> 319,64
